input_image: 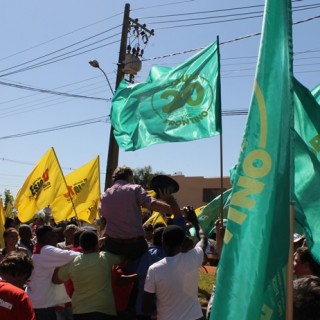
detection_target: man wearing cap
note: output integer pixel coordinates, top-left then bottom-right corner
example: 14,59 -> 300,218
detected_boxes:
143,225 -> 207,320
99,166 -> 178,259
26,225 -> 80,320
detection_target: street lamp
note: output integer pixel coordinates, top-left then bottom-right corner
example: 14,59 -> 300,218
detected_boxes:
89,59 -> 118,191
89,60 -> 114,95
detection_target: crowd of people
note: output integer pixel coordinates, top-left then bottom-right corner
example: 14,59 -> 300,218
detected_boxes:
0,165 -> 319,320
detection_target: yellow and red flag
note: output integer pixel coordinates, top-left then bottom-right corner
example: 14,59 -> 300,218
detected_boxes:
51,156 -> 100,223
15,147 -> 72,223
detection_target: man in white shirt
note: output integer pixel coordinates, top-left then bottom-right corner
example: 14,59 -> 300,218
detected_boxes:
26,225 -> 80,320
143,225 -> 206,320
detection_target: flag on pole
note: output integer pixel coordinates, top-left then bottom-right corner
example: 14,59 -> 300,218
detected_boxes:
111,40 -> 221,151
50,156 -> 100,223
15,148 -> 72,223
211,0 -> 293,319
197,188 -> 232,237
143,211 -> 167,228
0,198 -> 5,248
293,78 -> 320,263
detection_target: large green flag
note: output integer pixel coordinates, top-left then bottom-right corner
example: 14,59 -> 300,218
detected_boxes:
293,78 -> 320,263
111,41 -> 221,151
211,0 -> 293,319
311,83 -> 320,104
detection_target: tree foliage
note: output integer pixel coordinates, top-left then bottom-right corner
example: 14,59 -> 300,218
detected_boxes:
133,166 -> 165,190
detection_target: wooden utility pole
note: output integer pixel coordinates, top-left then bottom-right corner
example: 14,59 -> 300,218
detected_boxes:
104,3 -> 130,190
104,3 -> 154,190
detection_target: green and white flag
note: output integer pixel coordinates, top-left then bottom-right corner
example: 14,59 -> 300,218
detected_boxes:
311,83 -> 320,104
111,40 -> 221,151
293,78 -> 320,263
197,188 -> 232,238
211,0 -> 293,319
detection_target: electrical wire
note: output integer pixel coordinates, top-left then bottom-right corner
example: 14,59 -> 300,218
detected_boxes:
0,117 -> 109,140
0,108 -> 249,141
0,38 -> 121,78
0,80 -> 107,101
0,14 -> 123,63
0,27 -> 121,74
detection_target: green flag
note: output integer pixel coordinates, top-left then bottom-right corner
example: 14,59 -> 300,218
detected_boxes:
293,78 -> 320,263
111,41 -> 221,151
211,0 -> 293,319
197,188 -> 232,238
311,83 -> 320,104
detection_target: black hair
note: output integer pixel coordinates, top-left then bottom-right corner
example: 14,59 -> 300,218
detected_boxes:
296,247 -> 320,277
73,229 -> 85,247
294,276 -> 320,320
80,230 -> 98,251
162,225 -> 185,248
153,227 -> 165,247
112,166 -> 133,182
0,253 -> 33,278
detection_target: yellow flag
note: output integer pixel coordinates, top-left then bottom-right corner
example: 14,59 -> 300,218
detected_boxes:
0,198 -> 5,248
15,147 -> 72,223
143,211 -> 167,228
51,156 -> 100,223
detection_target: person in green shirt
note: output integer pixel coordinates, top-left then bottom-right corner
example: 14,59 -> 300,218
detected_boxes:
53,231 -> 120,320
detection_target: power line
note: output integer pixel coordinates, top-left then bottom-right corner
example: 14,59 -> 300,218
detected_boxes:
0,80 -> 107,101
0,108 -> 249,141
0,38 -> 121,78
0,117 -> 109,140
0,14 -> 123,63
0,26 -> 121,75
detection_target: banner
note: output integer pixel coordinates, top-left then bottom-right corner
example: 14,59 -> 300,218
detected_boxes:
51,156 -> 100,223
15,148 -> 72,223
197,188 -> 232,237
111,40 -> 221,151
293,78 -> 320,262
211,0 -> 293,319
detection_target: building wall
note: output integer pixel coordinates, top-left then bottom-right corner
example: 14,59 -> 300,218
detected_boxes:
169,175 -> 231,209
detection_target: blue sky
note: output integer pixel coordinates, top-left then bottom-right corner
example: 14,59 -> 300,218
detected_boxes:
0,0 -> 319,197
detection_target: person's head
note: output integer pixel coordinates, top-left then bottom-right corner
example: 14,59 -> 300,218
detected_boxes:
3,227 -> 19,247
73,229 -> 85,248
18,224 -> 32,242
153,227 -> 165,247
64,224 -> 79,245
112,166 -> 134,183
35,225 -> 61,246
79,230 -> 99,253
293,276 -> 320,320
294,247 -> 320,278
4,217 -> 15,229
0,253 -> 33,289
162,225 -> 186,256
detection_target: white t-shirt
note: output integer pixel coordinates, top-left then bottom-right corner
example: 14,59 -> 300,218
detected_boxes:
144,246 -> 204,320
27,245 -> 80,308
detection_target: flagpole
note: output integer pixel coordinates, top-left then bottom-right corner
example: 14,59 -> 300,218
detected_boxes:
217,36 -> 224,223
286,202 -> 294,320
52,148 -> 81,225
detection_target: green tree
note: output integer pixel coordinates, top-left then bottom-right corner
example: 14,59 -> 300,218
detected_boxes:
133,166 -> 164,189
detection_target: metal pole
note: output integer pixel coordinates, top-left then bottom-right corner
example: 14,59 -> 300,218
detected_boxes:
104,3 -> 130,190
